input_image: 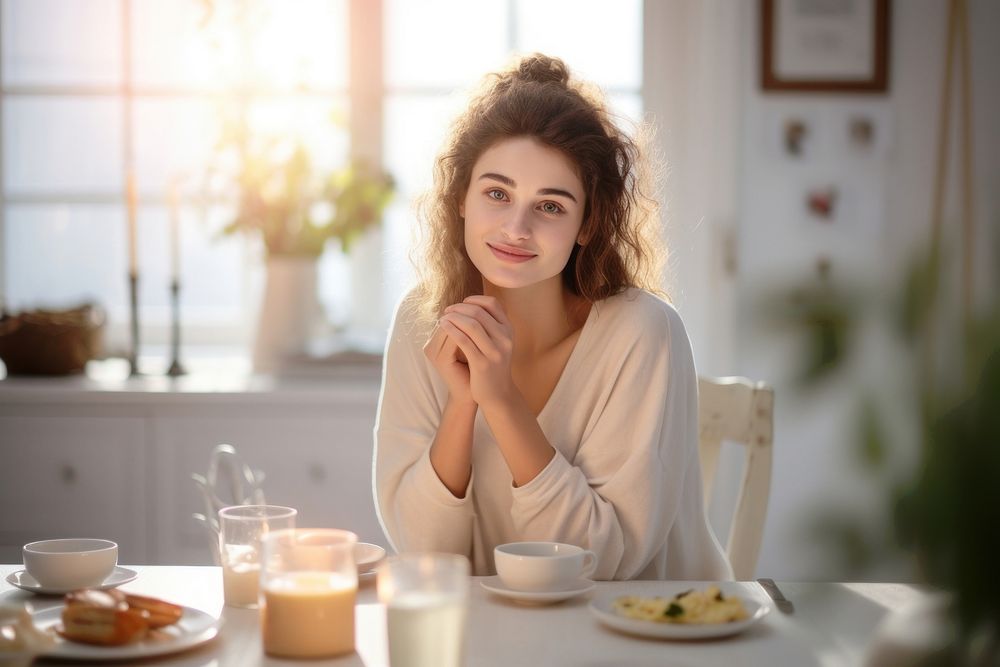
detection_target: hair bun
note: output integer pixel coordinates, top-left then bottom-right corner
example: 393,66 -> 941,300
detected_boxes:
514,54 -> 570,86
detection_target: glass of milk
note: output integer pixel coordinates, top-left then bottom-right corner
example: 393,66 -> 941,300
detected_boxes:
218,505 -> 297,608
259,528 -> 358,659
377,553 -> 470,667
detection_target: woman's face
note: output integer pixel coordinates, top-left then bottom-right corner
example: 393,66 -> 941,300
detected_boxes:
461,136 -> 586,291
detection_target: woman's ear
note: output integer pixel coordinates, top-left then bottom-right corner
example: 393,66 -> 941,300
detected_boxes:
459,201 -> 465,218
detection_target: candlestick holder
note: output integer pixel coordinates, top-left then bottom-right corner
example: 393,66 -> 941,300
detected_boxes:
128,271 -> 141,376
167,278 -> 186,376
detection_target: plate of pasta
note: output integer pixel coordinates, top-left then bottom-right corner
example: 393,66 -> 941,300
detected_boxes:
589,584 -> 769,640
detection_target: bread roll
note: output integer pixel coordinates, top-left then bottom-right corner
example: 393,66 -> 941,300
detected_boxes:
60,603 -> 148,646
122,593 -> 183,629
59,588 -> 184,646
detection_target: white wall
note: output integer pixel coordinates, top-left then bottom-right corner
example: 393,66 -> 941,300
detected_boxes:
646,0 -> 999,580
644,0 -> 742,378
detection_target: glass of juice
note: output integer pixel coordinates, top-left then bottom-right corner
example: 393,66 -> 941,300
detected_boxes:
259,528 -> 358,659
377,553 -> 470,667
218,505 -> 297,608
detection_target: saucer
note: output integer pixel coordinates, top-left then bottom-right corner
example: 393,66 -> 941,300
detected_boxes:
355,543 -> 386,575
6,566 -> 138,595
480,575 -> 595,604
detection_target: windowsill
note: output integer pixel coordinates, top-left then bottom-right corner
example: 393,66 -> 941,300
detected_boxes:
0,346 -> 383,405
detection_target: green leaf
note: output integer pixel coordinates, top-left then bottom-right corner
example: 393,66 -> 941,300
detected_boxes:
857,398 -> 888,470
894,245 -> 941,344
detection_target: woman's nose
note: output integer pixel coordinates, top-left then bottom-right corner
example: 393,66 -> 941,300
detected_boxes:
501,206 -> 531,240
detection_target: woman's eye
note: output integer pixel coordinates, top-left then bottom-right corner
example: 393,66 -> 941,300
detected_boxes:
540,202 -> 563,214
487,189 -> 507,201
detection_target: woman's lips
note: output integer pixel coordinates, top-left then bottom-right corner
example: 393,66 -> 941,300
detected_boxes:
488,243 -> 536,263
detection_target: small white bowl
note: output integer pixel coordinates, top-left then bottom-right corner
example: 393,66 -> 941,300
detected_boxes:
22,539 -> 118,590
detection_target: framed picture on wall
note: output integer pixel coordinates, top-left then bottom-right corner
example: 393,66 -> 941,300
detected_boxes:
761,0 -> 890,92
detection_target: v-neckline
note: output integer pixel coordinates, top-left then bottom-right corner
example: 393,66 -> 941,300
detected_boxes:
533,299 -> 598,421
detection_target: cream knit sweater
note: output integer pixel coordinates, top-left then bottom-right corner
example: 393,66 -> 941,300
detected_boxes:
373,287 -> 732,580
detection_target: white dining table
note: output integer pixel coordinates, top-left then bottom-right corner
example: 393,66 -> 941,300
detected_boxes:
0,564 -> 925,666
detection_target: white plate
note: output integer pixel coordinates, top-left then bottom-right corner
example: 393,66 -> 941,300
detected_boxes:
589,591 -> 770,640
5,567 -> 138,595
32,603 -> 221,661
480,576 -> 595,604
355,543 -> 386,574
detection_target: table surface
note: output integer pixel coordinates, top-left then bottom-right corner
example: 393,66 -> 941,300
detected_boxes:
0,565 -> 925,666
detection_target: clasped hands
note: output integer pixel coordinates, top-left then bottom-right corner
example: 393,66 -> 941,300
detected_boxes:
423,295 -> 515,408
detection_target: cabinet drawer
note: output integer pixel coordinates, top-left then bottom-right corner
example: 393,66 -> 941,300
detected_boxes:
151,407 -> 384,564
0,416 -> 147,563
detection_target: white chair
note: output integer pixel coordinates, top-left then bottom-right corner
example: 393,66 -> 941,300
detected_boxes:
697,376 -> 774,580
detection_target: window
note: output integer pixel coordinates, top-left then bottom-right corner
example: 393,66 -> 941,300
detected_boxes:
0,0 -> 642,360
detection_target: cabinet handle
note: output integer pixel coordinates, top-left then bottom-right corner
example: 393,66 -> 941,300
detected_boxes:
60,465 -> 77,484
308,463 -> 326,484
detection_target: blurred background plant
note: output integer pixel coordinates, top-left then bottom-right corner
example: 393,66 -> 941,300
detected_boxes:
195,0 -> 395,260
200,111 -> 395,369
763,229 -> 1000,665
205,128 -> 394,258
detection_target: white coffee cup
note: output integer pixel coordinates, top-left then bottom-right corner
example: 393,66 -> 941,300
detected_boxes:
494,542 -> 597,591
23,539 -> 118,590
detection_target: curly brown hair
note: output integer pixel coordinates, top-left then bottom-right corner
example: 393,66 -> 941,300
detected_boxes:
411,53 -> 666,326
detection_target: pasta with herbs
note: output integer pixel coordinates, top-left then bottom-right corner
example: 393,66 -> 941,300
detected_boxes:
612,586 -> 749,624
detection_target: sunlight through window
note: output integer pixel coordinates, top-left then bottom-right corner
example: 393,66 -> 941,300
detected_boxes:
0,0 -> 642,358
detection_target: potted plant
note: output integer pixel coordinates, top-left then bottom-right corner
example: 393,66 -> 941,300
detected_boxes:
207,134 -> 394,372
767,239 -> 1000,665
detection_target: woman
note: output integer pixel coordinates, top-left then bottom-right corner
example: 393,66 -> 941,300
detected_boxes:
373,54 -> 731,581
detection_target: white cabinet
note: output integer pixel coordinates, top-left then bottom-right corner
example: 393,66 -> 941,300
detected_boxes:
149,403 -> 382,564
0,369 -> 385,566
0,416 -> 148,564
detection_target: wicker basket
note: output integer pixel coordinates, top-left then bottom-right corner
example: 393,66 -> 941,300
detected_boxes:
0,304 -> 105,375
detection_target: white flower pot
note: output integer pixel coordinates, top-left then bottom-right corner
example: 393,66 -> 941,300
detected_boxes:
252,256 -> 322,373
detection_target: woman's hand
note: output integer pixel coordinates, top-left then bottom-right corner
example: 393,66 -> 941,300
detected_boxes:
438,295 -> 517,408
423,322 -> 474,406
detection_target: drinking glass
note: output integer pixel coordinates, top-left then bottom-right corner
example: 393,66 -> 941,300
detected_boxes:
377,553 -> 470,667
217,505 -> 296,608
260,528 -> 358,659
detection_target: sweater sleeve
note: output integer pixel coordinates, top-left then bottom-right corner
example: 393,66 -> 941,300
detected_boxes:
509,297 -> 729,580
372,293 -> 475,557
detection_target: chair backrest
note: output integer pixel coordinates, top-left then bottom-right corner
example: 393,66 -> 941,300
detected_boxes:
697,376 -> 774,580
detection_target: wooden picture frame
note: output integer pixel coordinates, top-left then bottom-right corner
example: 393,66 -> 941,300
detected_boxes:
761,0 -> 890,93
